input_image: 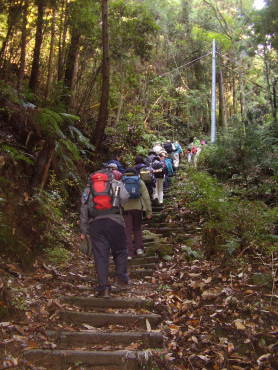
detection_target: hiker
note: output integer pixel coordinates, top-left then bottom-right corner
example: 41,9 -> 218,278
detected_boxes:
187,137 -> 196,164
134,155 -> 156,198
80,165 -> 130,297
172,141 -> 183,169
192,137 -> 202,167
152,141 -> 164,155
161,151 -> 174,190
163,140 -> 175,155
104,162 -> 122,180
106,154 -> 126,174
122,168 -> 152,258
152,154 -> 165,205
145,150 -> 156,167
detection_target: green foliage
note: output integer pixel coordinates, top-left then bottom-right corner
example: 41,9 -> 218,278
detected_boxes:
199,123 -> 278,180
181,245 -> 204,259
0,81 -> 20,104
110,0 -> 159,60
174,169 -> 278,257
36,108 -> 66,139
253,0 -> 278,50
0,187 -> 74,263
192,25 -> 232,50
45,246 -> 71,266
1,144 -> 34,164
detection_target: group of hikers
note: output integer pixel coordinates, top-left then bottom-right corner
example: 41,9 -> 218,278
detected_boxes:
80,138 -> 204,297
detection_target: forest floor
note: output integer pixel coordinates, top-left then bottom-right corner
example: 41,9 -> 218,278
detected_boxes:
0,167 -> 277,369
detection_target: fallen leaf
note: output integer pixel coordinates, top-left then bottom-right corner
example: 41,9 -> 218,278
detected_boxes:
146,318 -> 152,332
228,342 -> 235,353
234,319 -> 246,330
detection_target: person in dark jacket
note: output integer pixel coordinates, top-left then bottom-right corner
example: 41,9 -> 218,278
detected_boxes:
80,168 -> 129,298
134,156 -> 156,198
122,168 -> 152,258
145,151 -> 156,167
106,154 -> 126,174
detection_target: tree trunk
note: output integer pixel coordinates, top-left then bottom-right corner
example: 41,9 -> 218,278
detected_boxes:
273,78 -> 277,122
0,24 -> 13,71
17,0 -> 29,92
93,0 -> 110,150
263,46 -> 275,119
76,64 -> 101,115
218,51 -> 227,129
29,0 -> 45,92
57,0 -> 68,82
115,61 -> 125,126
239,73 -> 246,122
30,140 -> 56,192
232,74 -> 237,115
64,27 -> 81,108
45,6 -> 56,98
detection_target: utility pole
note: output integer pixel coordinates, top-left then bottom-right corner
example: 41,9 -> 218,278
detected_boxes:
211,39 -> 217,143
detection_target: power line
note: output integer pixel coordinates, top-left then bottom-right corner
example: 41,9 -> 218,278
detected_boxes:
216,51 -> 269,93
149,52 -> 212,82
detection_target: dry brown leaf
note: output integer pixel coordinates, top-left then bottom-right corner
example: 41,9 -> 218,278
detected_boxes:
234,319 -> 246,330
146,318 -> 152,332
228,342 -> 235,353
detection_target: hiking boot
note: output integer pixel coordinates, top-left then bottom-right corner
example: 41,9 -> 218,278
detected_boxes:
116,280 -> 129,291
136,248 -> 144,255
95,287 -> 110,298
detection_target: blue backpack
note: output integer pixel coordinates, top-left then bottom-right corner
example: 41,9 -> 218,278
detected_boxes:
165,158 -> 174,177
122,175 -> 141,199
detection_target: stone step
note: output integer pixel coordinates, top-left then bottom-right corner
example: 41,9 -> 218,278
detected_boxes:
142,237 -> 156,242
152,207 -> 163,212
144,241 -> 169,247
148,222 -> 181,228
86,269 -> 153,280
24,349 -> 153,369
46,330 -> 163,347
147,227 -> 183,234
128,269 -> 153,278
129,256 -> 159,264
109,263 -> 155,271
61,296 -> 154,310
129,263 -> 156,269
59,311 -> 161,329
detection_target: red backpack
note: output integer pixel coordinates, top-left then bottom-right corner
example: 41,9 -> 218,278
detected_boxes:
87,169 -> 119,217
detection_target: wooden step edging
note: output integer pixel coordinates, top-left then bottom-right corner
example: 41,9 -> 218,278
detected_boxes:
61,296 -> 155,310
24,349 -> 155,368
46,330 -> 164,347
129,255 -> 159,264
59,311 -> 161,329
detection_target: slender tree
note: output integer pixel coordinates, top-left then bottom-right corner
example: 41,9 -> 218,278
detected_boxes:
29,0 -> 45,91
93,0 -> 110,149
17,0 -> 29,91
45,3 -> 57,98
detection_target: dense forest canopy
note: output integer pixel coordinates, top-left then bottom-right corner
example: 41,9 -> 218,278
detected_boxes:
0,0 -> 277,259
0,2 -> 277,367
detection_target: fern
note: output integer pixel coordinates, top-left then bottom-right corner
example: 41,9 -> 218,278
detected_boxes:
1,144 -> 34,164
69,125 -> 95,150
36,108 -> 65,139
60,139 -> 80,161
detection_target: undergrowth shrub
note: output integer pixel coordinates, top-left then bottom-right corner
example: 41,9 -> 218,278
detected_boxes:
174,169 -> 278,257
0,188 -> 74,266
199,123 -> 278,180
45,246 -> 71,266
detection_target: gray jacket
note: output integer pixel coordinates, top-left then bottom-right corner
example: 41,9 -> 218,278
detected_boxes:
80,179 -> 129,234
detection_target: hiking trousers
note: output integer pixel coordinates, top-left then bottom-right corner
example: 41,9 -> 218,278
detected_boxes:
123,210 -> 143,257
89,218 -> 128,292
153,177 -> 164,204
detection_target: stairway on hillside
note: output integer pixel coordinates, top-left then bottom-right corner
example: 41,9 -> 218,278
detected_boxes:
23,175 -> 187,369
